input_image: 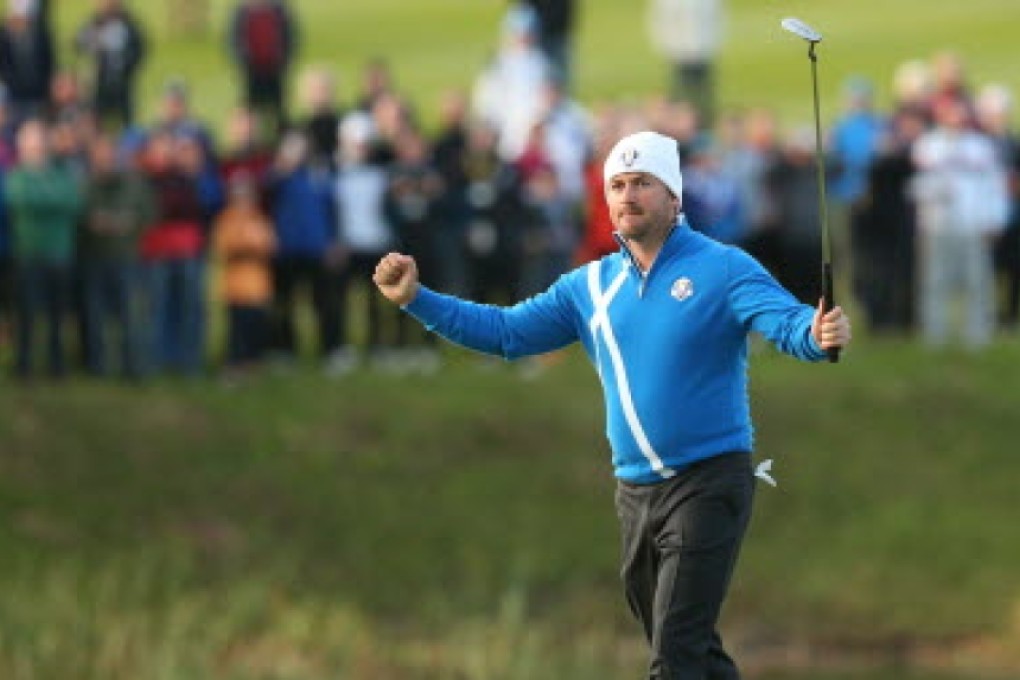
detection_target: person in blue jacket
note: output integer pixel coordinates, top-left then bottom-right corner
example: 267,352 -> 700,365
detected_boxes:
374,130 -> 851,680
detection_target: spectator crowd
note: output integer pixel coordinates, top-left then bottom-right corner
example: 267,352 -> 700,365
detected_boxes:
0,0 -> 1016,383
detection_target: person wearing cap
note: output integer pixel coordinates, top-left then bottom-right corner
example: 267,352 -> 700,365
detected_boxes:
374,130 -> 851,679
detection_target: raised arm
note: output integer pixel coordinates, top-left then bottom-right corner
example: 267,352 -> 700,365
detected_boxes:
726,247 -> 850,360
374,252 -> 580,359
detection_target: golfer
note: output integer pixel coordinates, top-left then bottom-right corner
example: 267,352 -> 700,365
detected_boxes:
374,130 -> 851,679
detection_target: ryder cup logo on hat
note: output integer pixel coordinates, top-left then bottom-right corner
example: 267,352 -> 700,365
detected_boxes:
670,277 -> 694,302
603,131 -> 683,199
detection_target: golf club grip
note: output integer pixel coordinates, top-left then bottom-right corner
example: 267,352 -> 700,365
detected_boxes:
822,262 -> 840,363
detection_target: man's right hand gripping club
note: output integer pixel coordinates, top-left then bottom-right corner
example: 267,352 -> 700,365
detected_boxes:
374,252 -> 420,307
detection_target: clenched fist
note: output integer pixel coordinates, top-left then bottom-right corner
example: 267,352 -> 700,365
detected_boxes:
374,252 -> 420,306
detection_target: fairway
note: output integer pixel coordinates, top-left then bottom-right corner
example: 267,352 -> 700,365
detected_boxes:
51,0 -> 1020,129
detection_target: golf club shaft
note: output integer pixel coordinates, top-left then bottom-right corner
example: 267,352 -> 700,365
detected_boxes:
808,44 -> 840,363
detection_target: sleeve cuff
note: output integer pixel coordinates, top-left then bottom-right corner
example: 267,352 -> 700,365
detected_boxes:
807,327 -> 827,361
401,284 -> 433,315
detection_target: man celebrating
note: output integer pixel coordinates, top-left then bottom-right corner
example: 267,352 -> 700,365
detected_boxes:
374,130 -> 851,679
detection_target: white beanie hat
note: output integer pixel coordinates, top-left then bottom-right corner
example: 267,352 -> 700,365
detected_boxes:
603,131 -> 683,199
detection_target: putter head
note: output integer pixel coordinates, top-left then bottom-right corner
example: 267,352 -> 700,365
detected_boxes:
781,17 -> 823,43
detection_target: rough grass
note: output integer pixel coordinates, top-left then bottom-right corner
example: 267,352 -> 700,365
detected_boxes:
5,2 -> 1020,677
2,340 -> 1020,677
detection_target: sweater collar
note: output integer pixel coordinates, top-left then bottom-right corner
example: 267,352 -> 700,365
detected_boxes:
613,215 -> 694,274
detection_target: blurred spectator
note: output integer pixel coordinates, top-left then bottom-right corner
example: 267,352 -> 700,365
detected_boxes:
649,97 -> 700,164
767,126 -> 825,304
74,0 -> 147,130
929,50 -> 973,117
462,121 -> 528,303
228,0 -> 296,133
384,129 -> 442,288
647,0 -> 723,127
47,70 -> 92,126
151,79 -> 215,159
578,106 -> 623,262
721,107 -> 782,273
80,133 -> 154,377
211,171 -> 276,374
0,0 -> 55,121
367,90 -> 415,166
176,133 -> 224,227
516,120 -> 553,184
47,105 -> 93,369
0,91 -> 15,164
911,97 -> 1008,349
473,5 -> 551,161
219,105 -> 274,202
265,129 -> 337,365
384,129 -> 442,370
49,116 -> 91,182
10,0 -> 50,34
431,90 -> 471,295
355,57 -> 395,114
140,131 -> 207,374
853,107 -> 926,333
335,111 -> 396,367
828,76 -> 886,288
682,135 -> 744,245
5,119 -> 82,378
537,75 -> 591,207
298,66 -> 342,170
519,157 -> 576,296
521,0 -> 576,88
975,84 -> 1020,330
891,58 -> 933,121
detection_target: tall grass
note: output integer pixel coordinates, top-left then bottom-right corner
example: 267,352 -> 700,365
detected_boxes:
2,341 -> 1020,677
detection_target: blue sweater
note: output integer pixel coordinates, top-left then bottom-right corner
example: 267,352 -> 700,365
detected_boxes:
405,221 -> 825,483
270,168 -> 335,257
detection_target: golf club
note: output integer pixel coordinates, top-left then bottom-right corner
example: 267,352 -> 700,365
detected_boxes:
781,17 -> 840,363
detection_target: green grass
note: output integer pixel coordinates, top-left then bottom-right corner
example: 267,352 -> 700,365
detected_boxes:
2,339 -> 1020,677
49,0 -> 1020,133
5,2 -> 1020,677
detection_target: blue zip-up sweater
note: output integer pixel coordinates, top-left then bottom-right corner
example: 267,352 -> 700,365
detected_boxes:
405,220 -> 826,484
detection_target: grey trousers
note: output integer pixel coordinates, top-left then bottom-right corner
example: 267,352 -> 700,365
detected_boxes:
918,227 -> 995,348
615,452 -> 755,680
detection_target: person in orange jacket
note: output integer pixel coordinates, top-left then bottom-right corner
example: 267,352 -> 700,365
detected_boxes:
211,171 -> 277,373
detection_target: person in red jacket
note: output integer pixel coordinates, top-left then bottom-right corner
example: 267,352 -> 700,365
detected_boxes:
140,131 -> 207,375
577,112 -> 620,262
228,0 -> 296,134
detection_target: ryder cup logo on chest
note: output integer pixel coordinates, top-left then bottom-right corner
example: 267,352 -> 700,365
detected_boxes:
670,277 -> 694,302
